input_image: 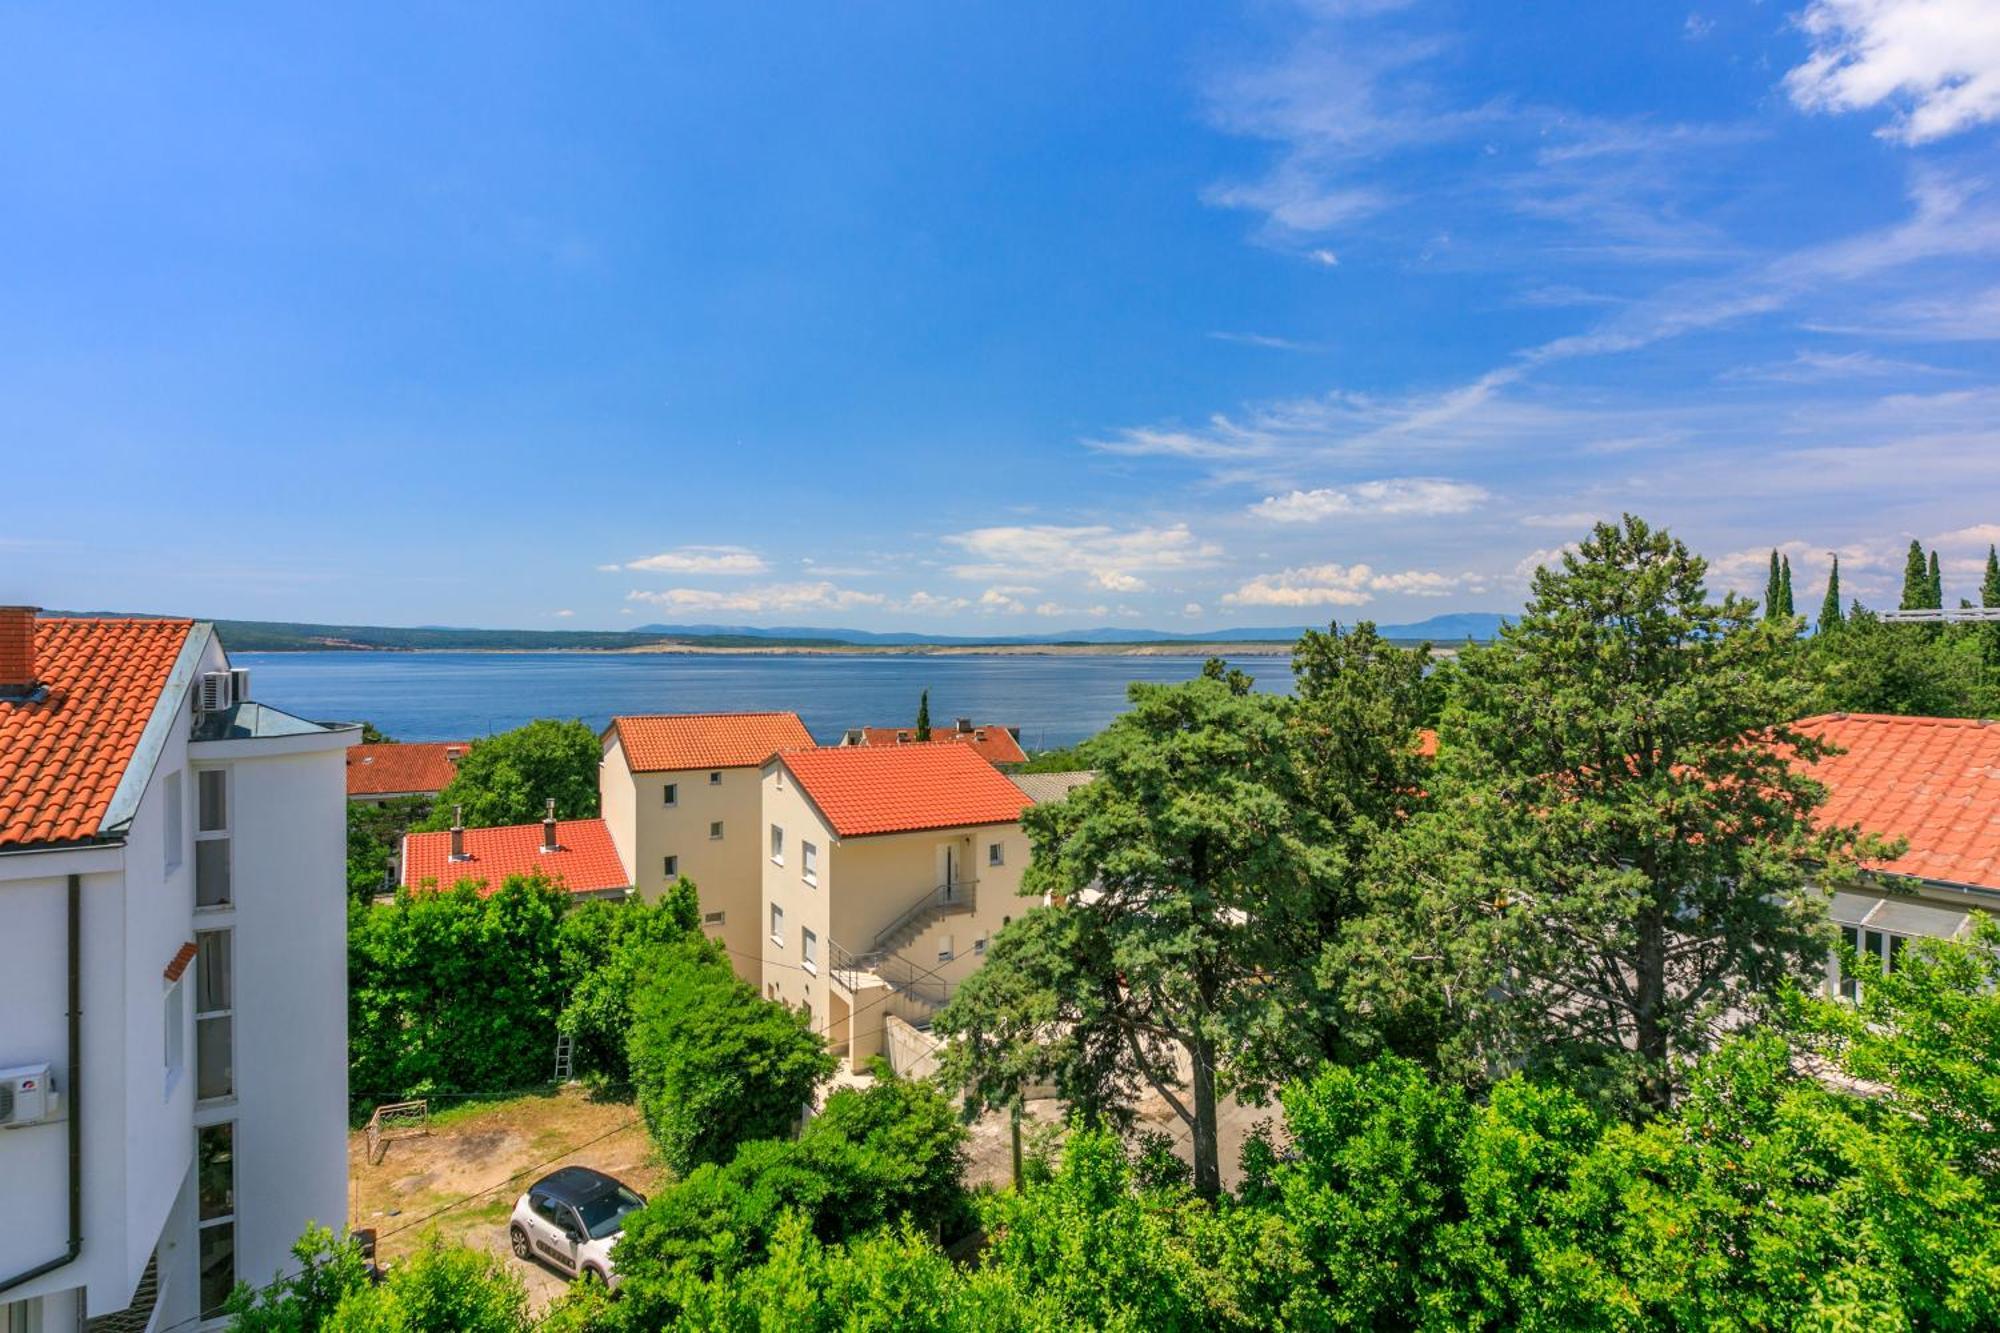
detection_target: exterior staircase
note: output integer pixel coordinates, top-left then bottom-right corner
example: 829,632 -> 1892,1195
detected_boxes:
871,878 -> 976,957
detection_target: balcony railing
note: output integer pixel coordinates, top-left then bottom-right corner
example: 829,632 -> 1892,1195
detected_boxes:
872,877 -> 977,953
828,937 -> 956,1010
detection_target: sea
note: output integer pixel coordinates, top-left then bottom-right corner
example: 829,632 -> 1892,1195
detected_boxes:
237,650 -> 1296,751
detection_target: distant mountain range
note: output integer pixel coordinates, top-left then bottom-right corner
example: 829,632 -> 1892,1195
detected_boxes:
627,612 -> 1509,646
51,610 -> 1506,652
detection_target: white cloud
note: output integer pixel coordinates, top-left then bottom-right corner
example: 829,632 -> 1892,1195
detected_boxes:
1684,13 -> 1715,40
1183,602 -> 1204,617
1306,248 -> 1341,266
980,586 -> 1033,614
626,582 -> 886,614
901,590 -> 971,614
1520,511 -> 1605,530
1513,545 -> 1578,581
1720,348 -> 1952,382
1210,330 -> 1318,350
1249,477 -> 1490,522
1786,0 -> 2000,144
552,609 -> 575,618
612,545 -> 770,575
947,523 -> 1222,592
1223,562 -> 1478,607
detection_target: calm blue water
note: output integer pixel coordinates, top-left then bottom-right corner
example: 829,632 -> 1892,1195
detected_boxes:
237,651 -> 1295,750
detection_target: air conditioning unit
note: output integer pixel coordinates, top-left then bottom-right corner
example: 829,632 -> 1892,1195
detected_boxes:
0,1062 -> 55,1128
197,670 -> 237,714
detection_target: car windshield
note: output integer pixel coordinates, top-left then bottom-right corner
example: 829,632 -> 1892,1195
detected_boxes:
577,1185 -> 644,1239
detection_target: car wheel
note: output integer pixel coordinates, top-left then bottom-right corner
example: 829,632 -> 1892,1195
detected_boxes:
508,1226 -> 531,1260
579,1265 -> 607,1288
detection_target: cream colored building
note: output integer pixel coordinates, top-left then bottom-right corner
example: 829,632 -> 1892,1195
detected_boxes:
599,712 -> 813,981
758,743 -> 1034,1071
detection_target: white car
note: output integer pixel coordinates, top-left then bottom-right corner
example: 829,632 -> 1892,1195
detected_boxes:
507,1166 -> 645,1287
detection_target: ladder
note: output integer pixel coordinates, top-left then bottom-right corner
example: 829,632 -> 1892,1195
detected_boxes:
552,1032 -> 574,1083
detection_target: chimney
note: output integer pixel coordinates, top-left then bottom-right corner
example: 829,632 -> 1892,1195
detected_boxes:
956,717 -> 972,734
449,805 -> 468,861
0,606 -> 39,700
541,798 -> 559,852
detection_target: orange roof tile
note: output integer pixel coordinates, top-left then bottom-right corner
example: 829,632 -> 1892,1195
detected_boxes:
401,818 -> 630,896
164,940 -> 198,982
611,711 -> 813,772
779,743 -> 1032,838
1793,713 -> 2000,892
849,723 -> 1028,766
0,617 -> 194,848
347,741 -> 470,797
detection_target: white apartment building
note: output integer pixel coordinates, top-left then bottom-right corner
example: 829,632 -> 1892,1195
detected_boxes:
759,743 -> 1034,1072
598,712 -> 812,981
0,609 -> 355,1332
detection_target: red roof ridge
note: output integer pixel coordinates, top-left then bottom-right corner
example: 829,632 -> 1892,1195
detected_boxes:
778,743 -> 1032,838
612,709 -> 807,721
400,816 -> 629,896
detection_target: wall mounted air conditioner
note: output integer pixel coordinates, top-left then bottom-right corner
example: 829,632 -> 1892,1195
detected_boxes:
0,1062 -> 56,1128
197,670 -> 237,714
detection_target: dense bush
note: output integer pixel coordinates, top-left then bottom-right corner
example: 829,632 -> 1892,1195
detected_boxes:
346,796 -> 428,903
555,880 -> 700,1084
226,1228 -> 533,1332
625,933 -> 835,1173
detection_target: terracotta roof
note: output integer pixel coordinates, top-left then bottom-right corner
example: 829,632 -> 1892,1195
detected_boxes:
1793,713 -> 2000,891
347,741 -> 469,797
1,617 -> 194,848
401,818 -> 630,896
1011,770 -> 1097,804
611,711 -> 813,773
846,722 -> 1028,766
779,743 -> 1032,838
164,941 -> 198,982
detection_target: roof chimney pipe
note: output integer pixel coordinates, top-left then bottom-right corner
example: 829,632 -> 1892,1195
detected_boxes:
541,798 -> 559,852
0,606 -> 40,701
449,805 -> 468,861
956,717 -> 972,734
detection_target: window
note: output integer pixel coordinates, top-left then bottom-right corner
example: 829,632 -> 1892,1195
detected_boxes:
196,1123 -> 235,1319
663,783 -> 678,806
974,936 -> 988,955
663,855 -> 679,878
703,910 -> 726,926
801,841 -> 818,885
194,768 -> 230,908
1838,924 -> 1909,1001
801,928 -> 818,973
2,1298 -> 47,1332
163,771 -> 184,874
937,934 -> 954,963
987,841 -> 1004,868
164,979 -> 185,1096
770,902 -> 784,945
770,824 -> 784,864
709,771 -> 723,785
195,930 -> 233,1101
710,820 -> 725,841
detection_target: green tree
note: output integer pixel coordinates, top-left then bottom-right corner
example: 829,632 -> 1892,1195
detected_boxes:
1812,606 -> 1979,716
1765,548 -> 1783,618
626,934 -> 834,1173
416,719 -> 600,831
348,874 -> 570,1102
555,881 -> 700,1083
224,1224 -> 375,1331
1930,548 -> 1944,607
1818,554 -> 1844,634
226,1229 -> 530,1333
1778,553 -> 1794,617
360,720 -> 395,745
1359,517 -> 1868,1112
1982,545 -> 2000,672
915,689 -> 931,741
1901,539 -> 1932,609
937,661 -> 1337,1197
347,796 -> 428,903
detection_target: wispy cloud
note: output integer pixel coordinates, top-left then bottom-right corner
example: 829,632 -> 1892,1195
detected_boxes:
606,545 -> 769,575
1209,330 -> 1321,351
1786,0 -> 2000,144
1249,477 -> 1489,522
1223,562 -> 1485,607
946,523 -> 1221,592
626,581 -> 885,614
1720,348 -> 1953,383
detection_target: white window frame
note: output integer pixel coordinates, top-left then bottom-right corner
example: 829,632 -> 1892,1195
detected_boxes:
702,910 -> 726,926
937,933 -> 954,963
769,902 -> 785,946
801,841 -> 818,886
801,927 -> 818,974
196,1121 -> 237,1320
1838,924 -> 1908,1002
710,820 -> 725,841
987,840 -> 1004,868
193,766 -> 231,910
194,928 -> 234,1104
770,824 -> 784,865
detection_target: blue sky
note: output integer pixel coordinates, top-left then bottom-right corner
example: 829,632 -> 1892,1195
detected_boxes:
3,1 -> 1997,631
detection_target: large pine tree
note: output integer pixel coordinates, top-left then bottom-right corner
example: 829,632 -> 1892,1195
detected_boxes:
1778,555 -> 1794,617
1900,540 -> 1931,610
1818,556 -> 1844,635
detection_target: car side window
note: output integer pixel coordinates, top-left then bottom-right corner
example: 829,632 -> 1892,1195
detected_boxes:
531,1193 -> 561,1224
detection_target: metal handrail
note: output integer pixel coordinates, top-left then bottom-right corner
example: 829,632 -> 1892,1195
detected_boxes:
871,877 -> 978,953
828,936 -> 956,1009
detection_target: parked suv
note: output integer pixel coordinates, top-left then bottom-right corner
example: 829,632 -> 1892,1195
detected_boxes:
508,1166 -> 646,1287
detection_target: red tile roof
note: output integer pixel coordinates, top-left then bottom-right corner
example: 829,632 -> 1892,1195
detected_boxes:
1,617 -> 194,848
347,741 -> 469,797
1794,713 -> 2000,891
164,941 -> 198,982
611,711 -> 813,772
848,723 -> 1028,766
779,743 -> 1032,838
401,818 -> 630,896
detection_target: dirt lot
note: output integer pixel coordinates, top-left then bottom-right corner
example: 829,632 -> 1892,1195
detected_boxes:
348,1086 -> 664,1306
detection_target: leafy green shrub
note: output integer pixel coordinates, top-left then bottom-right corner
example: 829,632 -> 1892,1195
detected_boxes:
417,719 -> 601,830
556,881 -> 700,1084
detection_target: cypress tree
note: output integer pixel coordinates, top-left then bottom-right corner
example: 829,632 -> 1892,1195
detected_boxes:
1818,556 -> 1844,634
1778,555 -> 1794,617
1928,549 -> 1943,608
915,689 -> 931,741
1985,545 -> 2000,609
1765,550 -> 1782,619
1900,540 -> 1930,610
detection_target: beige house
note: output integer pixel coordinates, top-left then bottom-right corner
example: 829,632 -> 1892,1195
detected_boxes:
599,711 -> 812,980
760,743 -> 1033,1071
